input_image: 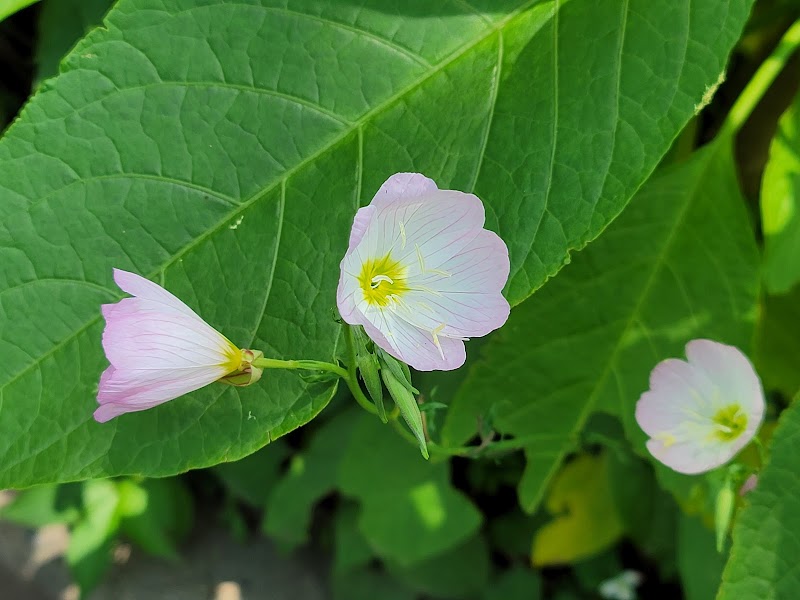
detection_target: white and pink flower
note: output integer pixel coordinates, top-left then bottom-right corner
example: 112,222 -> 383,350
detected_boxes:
337,173 -> 510,371
635,339 -> 765,474
94,269 -> 253,423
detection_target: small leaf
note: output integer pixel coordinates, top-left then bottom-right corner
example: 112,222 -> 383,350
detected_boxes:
66,479 -> 121,595
334,502 -> 374,574
755,286 -> 800,399
531,453 -> 623,567
0,483 -> 81,527
483,567 -> 542,600
381,368 -> 428,460
715,478 -> 736,552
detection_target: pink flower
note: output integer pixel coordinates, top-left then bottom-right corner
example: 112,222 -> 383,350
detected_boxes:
337,173 -> 510,371
635,340 -> 765,474
95,269 -> 253,423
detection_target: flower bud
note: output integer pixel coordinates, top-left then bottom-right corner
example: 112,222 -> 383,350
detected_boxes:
221,349 -> 264,387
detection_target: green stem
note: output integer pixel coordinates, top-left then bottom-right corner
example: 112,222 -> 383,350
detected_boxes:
721,18 -> 800,136
252,357 -> 348,378
252,354 -> 377,415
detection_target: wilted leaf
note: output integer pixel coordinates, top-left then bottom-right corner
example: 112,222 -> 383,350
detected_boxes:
531,453 -> 623,566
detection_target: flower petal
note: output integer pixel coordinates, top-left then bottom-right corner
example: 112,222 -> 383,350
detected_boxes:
370,173 -> 438,210
95,363 -> 228,422
645,437 -> 733,475
357,190 -> 485,268
113,269 -> 198,318
102,300 -> 235,371
400,230 -> 510,337
685,339 -> 765,418
360,307 -> 466,371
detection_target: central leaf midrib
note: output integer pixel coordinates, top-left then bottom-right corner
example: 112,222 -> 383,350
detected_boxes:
0,0 -> 552,393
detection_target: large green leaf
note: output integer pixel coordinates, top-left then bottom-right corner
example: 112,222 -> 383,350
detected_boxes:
717,396 -> 800,600
0,0 -> 753,487
338,413 -> 482,566
443,142 -> 760,512
754,285 -> 800,400
761,88 -> 800,294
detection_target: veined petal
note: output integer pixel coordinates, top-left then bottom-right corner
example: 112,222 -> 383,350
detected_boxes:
357,191 -> 484,268
361,306 -> 466,371
95,363 -> 228,423
113,269 -> 198,318
102,301 -> 238,371
645,437 -> 732,475
346,205 -> 376,252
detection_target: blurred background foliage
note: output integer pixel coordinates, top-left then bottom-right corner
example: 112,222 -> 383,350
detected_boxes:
1,0 -> 799,598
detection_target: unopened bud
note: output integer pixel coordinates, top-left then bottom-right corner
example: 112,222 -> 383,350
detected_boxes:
221,349 -> 264,387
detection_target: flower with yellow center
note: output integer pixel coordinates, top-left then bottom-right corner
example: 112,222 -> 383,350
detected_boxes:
95,269 -> 261,423
635,339 -> 765,474
337,173 -> 510,371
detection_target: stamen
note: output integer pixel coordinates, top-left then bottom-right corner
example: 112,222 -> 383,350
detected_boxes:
431,323 -> 446,360
415,244 -> 425,273
370,274 -> 394,289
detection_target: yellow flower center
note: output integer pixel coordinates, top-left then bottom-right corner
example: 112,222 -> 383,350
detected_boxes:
221,342 -> 244,374
358,253 -> 409,307
711,404 -> 748,442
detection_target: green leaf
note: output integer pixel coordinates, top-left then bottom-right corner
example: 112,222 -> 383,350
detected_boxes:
332,568 -> 415,600
334,501 -> 375,574
754,285 -> 800,399
483,567 -> 542,600
0,0 -> 39,23
338,413 -> 481,566
387,534 -> 491,599
0,483 -> 82,527
117,478 -> 193,559
0,0 -> 755,487
761,88 -> 800,294
263,410 -> 356,549
443,141 -> 760,512
213,439 -> 290,507
66,479 -> 121,595
531,453 -> 623,566
678,515 -> 726,600
717,397 -> 800,600
35,0 -> 115,84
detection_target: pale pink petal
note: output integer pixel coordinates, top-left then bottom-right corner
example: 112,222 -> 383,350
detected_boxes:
101,302 -> 234,370
360,308 -> 466,371
113,269 -> 198,318
371,173 -> 438,210
685,339 -> 765,418
645,437 -> 730,475
358,191 -> 484,267
95,363 -> 227,422
346,205 -> 376,252
399,230 -> 510,337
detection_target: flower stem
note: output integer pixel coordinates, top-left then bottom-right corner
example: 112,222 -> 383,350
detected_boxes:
252,357 -> 347,378
720,18 -> 800,137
